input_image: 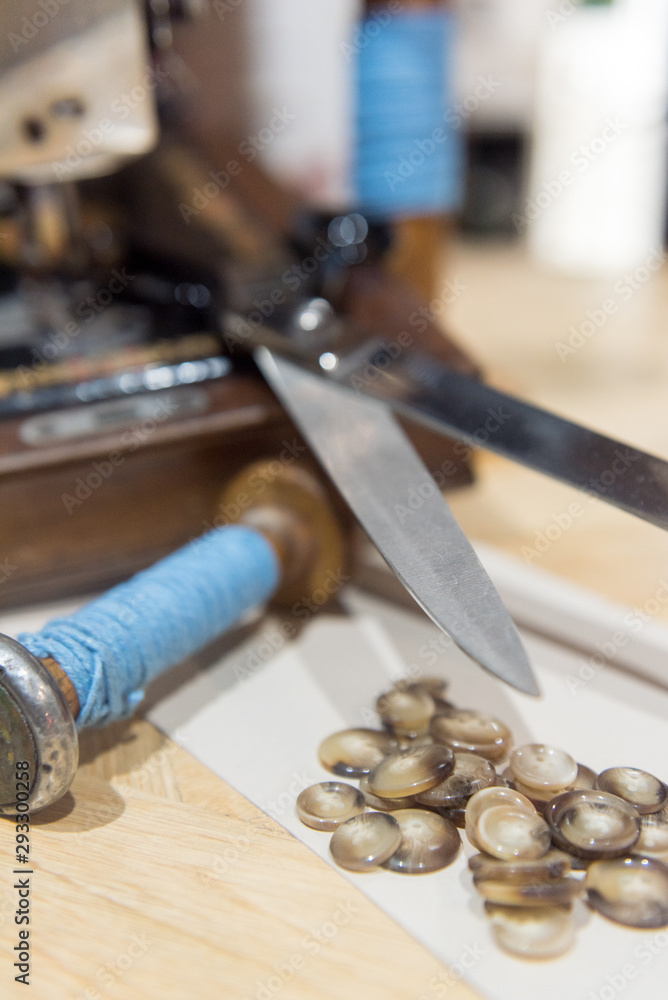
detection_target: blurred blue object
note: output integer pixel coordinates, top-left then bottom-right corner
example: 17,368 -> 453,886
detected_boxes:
353,7 -> 464,217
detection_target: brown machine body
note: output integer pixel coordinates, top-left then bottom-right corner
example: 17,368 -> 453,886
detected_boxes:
0,0 -> 476,609
0,360 -> 473,608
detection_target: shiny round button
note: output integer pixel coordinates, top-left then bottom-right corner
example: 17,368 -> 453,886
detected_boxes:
546,789 -> 641,860
368,744 -> 455,799
329,812 -> 402,872
597,766 -> 668,815
510,744 -> 578,793
430,708 -> 512,763
318,728 -> 397,778
382,809 -> 461,874
296,782 -> 365,831
585,856 -> 668,928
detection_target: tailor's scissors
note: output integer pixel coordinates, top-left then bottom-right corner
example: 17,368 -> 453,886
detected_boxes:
223,295 -> 668,697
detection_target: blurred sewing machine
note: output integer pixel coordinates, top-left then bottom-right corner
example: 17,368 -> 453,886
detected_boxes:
0,0 -> 474,607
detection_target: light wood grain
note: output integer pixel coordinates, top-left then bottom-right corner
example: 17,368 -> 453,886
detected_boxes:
0,719 -> 479,1000
446,240 -> 668,617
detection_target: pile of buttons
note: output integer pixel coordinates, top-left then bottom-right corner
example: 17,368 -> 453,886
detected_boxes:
296,676 -> 668,959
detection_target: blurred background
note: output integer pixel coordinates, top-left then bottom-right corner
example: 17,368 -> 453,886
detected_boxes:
174,0 -> 668,612
2,0 -> 668,616
174,0 -> 668,266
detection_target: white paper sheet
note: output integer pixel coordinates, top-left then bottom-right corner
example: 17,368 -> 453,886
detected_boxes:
143,585 -> 668,1000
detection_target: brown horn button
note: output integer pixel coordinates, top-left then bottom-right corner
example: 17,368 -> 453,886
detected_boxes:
296,782 -> 365,831
381,808 -> 461,874
329,812 -> 402,872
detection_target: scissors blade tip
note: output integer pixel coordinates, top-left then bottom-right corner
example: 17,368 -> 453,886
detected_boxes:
478,645 -> 540,697
440,614 -> 540,697
509,665 -> 541,698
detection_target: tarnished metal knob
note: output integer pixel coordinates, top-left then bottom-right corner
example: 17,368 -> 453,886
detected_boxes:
0,635 -> 78,814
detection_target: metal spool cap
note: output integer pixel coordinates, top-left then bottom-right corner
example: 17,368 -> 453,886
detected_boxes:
0,634 -> 78,814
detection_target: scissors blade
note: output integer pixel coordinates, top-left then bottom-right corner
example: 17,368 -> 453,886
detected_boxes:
225,304 -> 668,531
332,339 -> 668,532
255,347 -> 539,696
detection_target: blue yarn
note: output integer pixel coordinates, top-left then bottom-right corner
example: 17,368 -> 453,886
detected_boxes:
353,8 -> 464,217
19,526 -> 280,729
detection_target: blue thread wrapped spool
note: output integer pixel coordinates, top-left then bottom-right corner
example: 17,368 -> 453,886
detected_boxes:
19,526 -> 280,729
0,461 -> 347,813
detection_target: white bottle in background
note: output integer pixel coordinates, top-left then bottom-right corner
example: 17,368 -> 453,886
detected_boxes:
525,0 -> 668,277
243,0 -> 360,210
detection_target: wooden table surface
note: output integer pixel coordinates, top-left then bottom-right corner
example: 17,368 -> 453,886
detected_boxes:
3,239 -> 668,999
447,240 -> 668,618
